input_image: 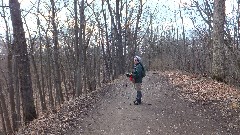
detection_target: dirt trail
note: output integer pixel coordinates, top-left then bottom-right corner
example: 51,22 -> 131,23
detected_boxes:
68,72 -> 231,135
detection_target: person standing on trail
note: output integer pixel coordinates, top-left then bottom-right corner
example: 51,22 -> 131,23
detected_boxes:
126,56 -> 145,105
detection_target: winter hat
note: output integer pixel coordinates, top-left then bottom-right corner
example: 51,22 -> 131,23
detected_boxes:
134,56 -> 141,62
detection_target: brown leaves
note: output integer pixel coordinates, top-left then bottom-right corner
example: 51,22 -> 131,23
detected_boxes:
16,88 -> 106,135
163,70 -> 240,108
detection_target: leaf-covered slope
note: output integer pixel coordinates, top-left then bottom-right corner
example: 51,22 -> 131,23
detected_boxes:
163,70 -> 240,109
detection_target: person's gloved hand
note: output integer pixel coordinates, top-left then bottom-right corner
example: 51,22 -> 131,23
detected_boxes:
126,73 -> 131,77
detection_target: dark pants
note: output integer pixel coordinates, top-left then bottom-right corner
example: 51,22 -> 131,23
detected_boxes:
134,83 -> 142,101
137,91 -> 142,101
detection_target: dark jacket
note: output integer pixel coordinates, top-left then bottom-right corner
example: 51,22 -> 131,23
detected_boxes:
132,62 -> 143,83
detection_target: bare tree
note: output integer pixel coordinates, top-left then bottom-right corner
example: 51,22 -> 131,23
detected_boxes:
0,82 -> 12,134
115,0 -> 124,75
44,25 -> 55,109
212,0 -> 226,81
50,0 -> 64,104
179,3 -> 187,71
0,0 -> 18,131
0,99 -> 6,134
37,0 -> 47,112
106,0 -> 123,78
78,0 -> 90,96
133,0 -> 143,56
74,0 -> 83,97
130,0 -> 143,67
23,13 -> 47,113
9,0 -> 37,123
102,0 -> 112,82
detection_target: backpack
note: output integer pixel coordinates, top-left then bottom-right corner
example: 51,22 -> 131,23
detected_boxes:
139,63 -> 146,77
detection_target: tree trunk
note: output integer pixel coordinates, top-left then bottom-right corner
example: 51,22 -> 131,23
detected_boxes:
0,83 -> 13,134
24,15 -> 47,113
29,40 -> 47,112
64,34 -> 75,98
61,66 -> 69,101
9,0 -> 37,123
212,0 -> 226,81
79,0 -> 87,96
74,0 -> 82,97
237,1 -> 240,49
2,0 -> 17,130
116,0 -> 124,75
179,6 -> 186,71
50,0 -> 64,104
106,0 -> 118,79
37,0 -> 47,112
133,0 -> 143,60
13,52 -> 21,129
124,0 -> 128,72
0,99 -> 6,135
45,31 -> 54,109
7,43 -> 18,131
96,43 -> 101,87
102,1 -> 111,82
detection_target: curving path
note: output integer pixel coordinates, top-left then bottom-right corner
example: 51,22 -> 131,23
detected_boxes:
69,72 -> 229,135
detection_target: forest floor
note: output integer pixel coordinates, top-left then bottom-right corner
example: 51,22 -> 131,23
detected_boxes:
17,71 -> 240,135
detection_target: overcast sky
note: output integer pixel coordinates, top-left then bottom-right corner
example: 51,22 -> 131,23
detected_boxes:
0,0 -> 237,39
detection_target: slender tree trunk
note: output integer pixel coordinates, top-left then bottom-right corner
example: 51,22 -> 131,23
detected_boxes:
179,7 -> 186,70
133,0 -> 143,58
13,53 -> 21,129
0,83 -> 13,134
45,32 -> 54,109
7,44 -> 18,131
148,14 -> 153,70
124,0 -> 128,71
91,45 -> 97,91
79,0 -> 87,96
102,1 -> 111,82
96,43 -> 101,87
106,0 -> 124,77
99,28 -> 109,83
29,39 -> 47,112
50,0 -> 64,104
74,0 -> 79,62
62,68 -> 69,101
191,38 -> 196,73
237,1 -> 240,49
0,99 -> 6,135
9,0 -> 37,123
106,0 -> 118,79
24,16 -> 47,113
85,29 -> 94,94
1,0 -> 17,130
74,0 -> 82,97
116,0 -> 124,75
212,0 -> 226,81
64,34 -> 75,98
37,0 -> 47,112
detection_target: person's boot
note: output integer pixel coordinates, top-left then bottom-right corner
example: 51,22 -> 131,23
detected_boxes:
133,98 -> 140,105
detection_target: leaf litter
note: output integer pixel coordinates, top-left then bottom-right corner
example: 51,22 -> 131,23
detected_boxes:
163,70 -> 240,107
16,83 -> 113,135
162,70 -> 240,133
